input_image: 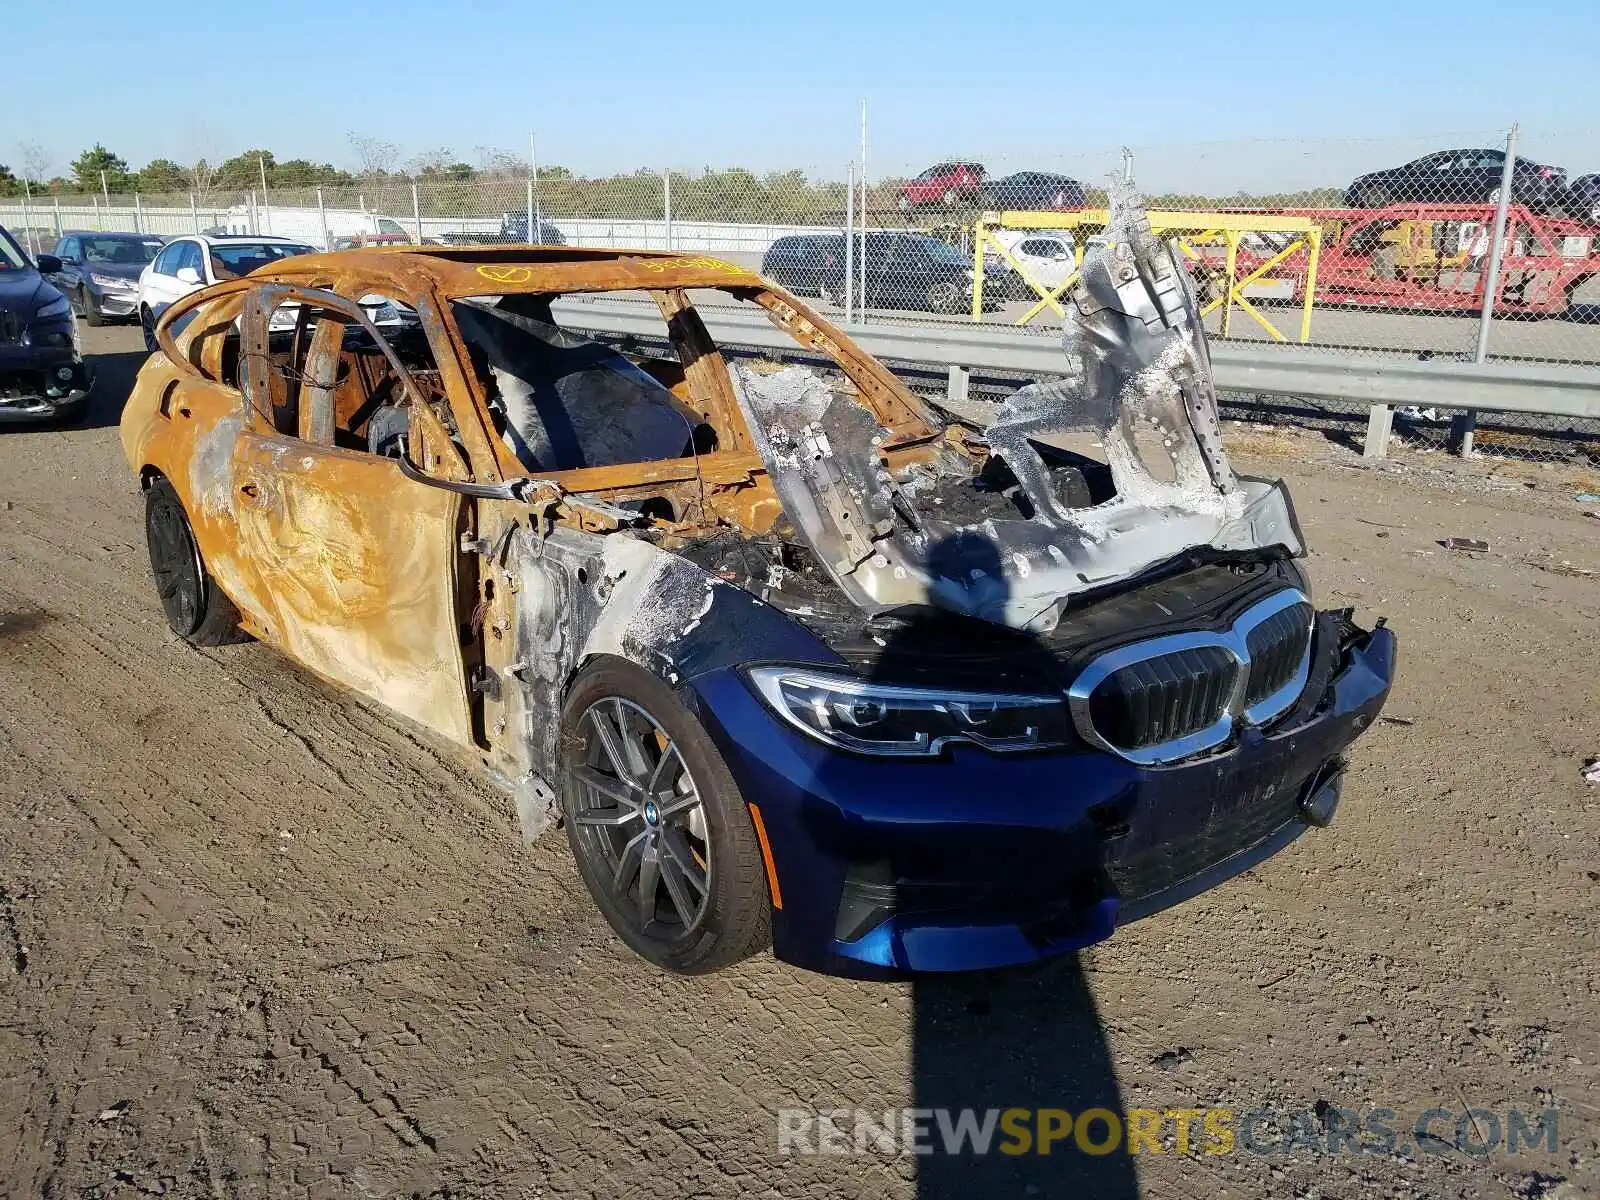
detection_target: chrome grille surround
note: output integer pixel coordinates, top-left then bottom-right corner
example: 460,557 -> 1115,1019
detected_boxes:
1067,589 -> 1313,766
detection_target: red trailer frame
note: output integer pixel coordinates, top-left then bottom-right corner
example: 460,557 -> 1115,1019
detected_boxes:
1187,204 -> 1600,317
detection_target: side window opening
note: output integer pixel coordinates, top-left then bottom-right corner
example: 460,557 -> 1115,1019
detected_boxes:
259,300 -> 344,439
330,294 -> 440,456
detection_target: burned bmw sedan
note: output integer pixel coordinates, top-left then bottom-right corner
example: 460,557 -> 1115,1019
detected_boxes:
120,192 -> 1394,979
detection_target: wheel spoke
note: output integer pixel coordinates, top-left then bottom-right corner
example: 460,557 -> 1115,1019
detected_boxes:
644,740 -> 681,794
660,826 -> 708,897
587,707 -> 635,783
635,844 -> 661,927
656,792 -> 700,821
610,698 -> 653,781
573,804 -> 640,828
572,763 -> 634,806
610,829 -> 648,896
658,851 -> 698,927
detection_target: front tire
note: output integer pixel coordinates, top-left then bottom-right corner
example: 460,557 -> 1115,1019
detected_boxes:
927,278 -> 965,314
140,306 -> 158,353
561,659 -> 771,974
82,288 -> 107,328
143,478 -> 243,646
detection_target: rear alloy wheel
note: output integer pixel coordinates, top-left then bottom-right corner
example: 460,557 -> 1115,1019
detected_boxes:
1486,186 -> 1503,206
942,188 -> 958,207
143,478 -> 243,646
140,306 -> 158,353
561,660 -> 771,974
927,278 -> 965,314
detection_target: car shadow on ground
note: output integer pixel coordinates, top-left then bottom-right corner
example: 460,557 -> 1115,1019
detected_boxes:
79,347 -> 148,430
827,531 -> 1140,1197
0,342 -> 146,437
912,961 -> 1137,1198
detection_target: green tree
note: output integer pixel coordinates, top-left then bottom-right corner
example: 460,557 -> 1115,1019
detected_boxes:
217,149 -> 276,189
70,144 -> 132,192
138,158 -> 188,193
0,164 -> 19,197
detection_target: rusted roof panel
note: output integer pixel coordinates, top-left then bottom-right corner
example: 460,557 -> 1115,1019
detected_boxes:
251,245 -> 766,296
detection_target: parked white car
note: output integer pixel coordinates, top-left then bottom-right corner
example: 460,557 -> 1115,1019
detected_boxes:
137,235 -> 316,349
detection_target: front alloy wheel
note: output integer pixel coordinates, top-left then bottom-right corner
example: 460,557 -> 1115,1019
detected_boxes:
561,659 -> 772,974
571,697 -> 712,938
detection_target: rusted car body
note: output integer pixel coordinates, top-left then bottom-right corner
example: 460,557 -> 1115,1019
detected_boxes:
121,200 -> 1395,979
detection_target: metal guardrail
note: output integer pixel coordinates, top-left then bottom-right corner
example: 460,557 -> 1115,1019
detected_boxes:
551,297 -> 1600,458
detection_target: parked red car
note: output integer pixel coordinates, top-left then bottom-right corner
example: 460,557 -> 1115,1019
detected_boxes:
898,161 -> 985,210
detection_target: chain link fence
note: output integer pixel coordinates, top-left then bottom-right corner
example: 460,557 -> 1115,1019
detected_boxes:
3,127 -> 1596,466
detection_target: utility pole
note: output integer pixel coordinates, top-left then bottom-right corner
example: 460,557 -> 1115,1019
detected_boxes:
258,153 -> 272,234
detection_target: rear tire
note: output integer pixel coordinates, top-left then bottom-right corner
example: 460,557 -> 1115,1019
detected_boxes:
560,658 -> 771,975
143,478 -> 244,646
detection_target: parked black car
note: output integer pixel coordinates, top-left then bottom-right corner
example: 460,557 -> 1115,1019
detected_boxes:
820,231 -> 1000,314
1564,173 -> 1600,225
496,212 -> 568,244
981,171 -> 1087,211
760,234 -> 844,296
1344,149 -> 1567,210
0,225 -> 93,426
45,231 -> 166,326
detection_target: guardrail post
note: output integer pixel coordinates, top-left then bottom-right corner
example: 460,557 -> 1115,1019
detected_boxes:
1362,404 -> 1394,459
189,192 -> 199,234
317,188 -> 329,250
53,196 -> 62,240
134,192 -> 144,234
947,364 -> 970,407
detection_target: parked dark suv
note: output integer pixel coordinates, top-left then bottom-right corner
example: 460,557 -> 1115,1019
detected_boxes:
821,232 -> 998,314
0,225 -> 93,426
1345,150 -> 1567,210
760,234 -> 844,296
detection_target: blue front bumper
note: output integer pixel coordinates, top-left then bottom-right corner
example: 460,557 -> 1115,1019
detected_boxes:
0,333 -> 93,424
688,624 -> 1396,980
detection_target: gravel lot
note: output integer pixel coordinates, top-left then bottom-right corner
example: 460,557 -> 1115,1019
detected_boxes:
1,324 -> 1597,1199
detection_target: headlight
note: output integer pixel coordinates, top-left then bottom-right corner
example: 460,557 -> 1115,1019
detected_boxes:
746,666 -> 1069,757
90,272 -> 135,290
33,295 -> 70,320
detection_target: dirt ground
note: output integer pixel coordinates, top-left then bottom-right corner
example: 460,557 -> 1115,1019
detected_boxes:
1,324 -> 1597,1200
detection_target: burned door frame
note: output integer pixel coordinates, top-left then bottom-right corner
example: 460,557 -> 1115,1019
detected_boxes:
227,282 -> 480,744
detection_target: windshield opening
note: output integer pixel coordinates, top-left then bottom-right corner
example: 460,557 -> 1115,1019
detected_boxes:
452,296 -> 709,473
0,227 -> 28,271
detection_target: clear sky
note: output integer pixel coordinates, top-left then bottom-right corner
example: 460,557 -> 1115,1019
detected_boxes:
8,0 -> 1598,193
